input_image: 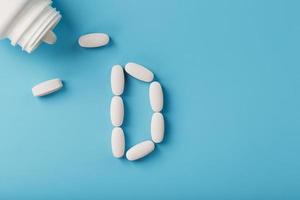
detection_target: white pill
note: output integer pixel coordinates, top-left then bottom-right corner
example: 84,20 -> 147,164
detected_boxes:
126,140 -> 155,161
110,96 -> 124,126
78,33 -> 110,48
149,81 -> 164,112
111,127 -> 125,158
32,79 -> 63,97
111,65 -> 125,95
151,113 -> 165,143
43,31 -> 57,44
125,62 -> 154,82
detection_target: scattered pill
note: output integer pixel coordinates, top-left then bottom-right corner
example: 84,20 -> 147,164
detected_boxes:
126,140 -> 155,161
110,96 -> 124,127
151,113 -> 165,143
111,65 -> 125,95
111,127 -> 125,158
78,33 -> 110,48
32,79 -> 63,97
149,81 -> 164,112
125,62 -> 154,82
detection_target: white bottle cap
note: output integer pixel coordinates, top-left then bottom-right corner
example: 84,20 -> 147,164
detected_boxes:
7,0 -> 61,53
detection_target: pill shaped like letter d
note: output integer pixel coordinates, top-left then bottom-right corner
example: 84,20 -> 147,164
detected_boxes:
111,127 -> 125,158
125,62 -> 154,82
151,112 -> 165,143
149,81 -> 164,112
126,140 -> 155,161
110,96 -> 124,127
32,79 -> 63,97
111,65 -> 125,95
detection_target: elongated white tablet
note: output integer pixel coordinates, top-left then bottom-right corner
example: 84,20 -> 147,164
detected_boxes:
151,113 -> 165,143
110,96 -> 124,126
111,127 -> 125,158
126,140 -> 155,161
149,81 -> 163,112
125,62 -> 154,82
78,33 -> 110,48
111,65 -> 125,95
32,79 -> 63,97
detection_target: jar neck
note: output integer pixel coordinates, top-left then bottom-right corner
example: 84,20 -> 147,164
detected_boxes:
7,0 -> 61,53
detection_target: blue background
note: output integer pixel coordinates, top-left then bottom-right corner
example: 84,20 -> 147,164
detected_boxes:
0,0 -> 299,199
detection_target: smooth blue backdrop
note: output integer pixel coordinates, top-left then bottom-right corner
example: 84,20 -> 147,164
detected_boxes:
0,0 -> 299,199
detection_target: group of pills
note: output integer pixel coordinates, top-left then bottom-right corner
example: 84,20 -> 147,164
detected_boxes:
30,33 -> 165,162
111,63 -> 165,161
31,33 -> 110,96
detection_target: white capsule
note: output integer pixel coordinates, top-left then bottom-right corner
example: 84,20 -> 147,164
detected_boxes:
126,140 -> 155,161
78,33 -> 110,48
125,62 -> 154,82
111,65 -> 125,95
32,79 -> 63,97
151,113 -> 165,143
110,96 -> 124,126
111,127 -> 125,158
149,81 -> 164,112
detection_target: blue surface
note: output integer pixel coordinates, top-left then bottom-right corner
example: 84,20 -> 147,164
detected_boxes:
0,0 -> 300,199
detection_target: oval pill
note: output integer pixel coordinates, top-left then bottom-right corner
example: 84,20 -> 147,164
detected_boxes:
78,33 -> 110,48
111,65 -> 125,95
149,81 -> 164,112
126,140 -> 155,161
111,127 -> 125,158
32,79 -> 63,97
125,62 -> 154,82
110,96 -> 124,126
151,113 -> 165,143
43,31 -> 57,44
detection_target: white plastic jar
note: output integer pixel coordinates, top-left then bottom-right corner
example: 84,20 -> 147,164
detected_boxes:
0,0 -> 61,53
